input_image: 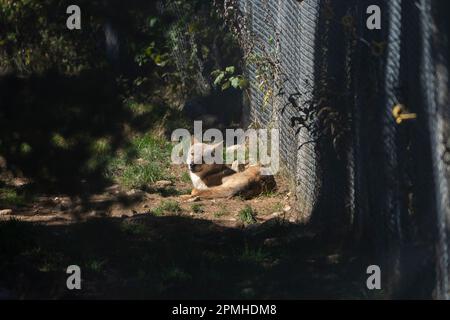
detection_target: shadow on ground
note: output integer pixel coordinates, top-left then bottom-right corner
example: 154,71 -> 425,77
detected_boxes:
0,215 -> 370,299
0,71 -> 133,193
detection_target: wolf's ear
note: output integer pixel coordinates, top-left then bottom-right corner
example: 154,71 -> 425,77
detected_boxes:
212,141 -> 223,150
191,136 -> 200,145
209,141 -> 223,157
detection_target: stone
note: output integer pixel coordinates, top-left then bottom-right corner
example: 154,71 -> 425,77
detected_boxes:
271,211 -> 283,218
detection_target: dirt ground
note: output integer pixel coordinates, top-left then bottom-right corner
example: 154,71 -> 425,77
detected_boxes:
0,164 -> 371,299
0,164 -> 300,227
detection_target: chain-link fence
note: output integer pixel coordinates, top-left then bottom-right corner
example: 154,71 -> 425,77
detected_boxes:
234,0 -> 450,299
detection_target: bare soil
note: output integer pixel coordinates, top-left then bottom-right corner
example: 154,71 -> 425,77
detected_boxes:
0,164 -> 300,227
0,165 -> 369,299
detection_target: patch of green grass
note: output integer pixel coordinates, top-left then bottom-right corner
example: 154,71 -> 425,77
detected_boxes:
19,142 -> 32,155
51,133 -> 74,150
180,171 -> 191,183
260,189 -> 278,198
120,221 -> 149,236
121,162 -> 164,188
240,243 -> 269,264
85,259 -> 108,273
238,205 -> 257,224
126,101 -> 156,116
0,187 -> 27,207
190,203 -> 203,214
213,205 -> 228,218
106,134 -> 172,189
162,266 -> 192,283
179,188 -> 192,195
90,137 -> 112,155
154,200 -> 182,216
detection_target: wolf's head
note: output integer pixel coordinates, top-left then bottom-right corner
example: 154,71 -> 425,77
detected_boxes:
187,137 -> 223,174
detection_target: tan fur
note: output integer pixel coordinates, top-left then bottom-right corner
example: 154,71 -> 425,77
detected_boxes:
192,165 -> 267,199
186,139 -> 276,200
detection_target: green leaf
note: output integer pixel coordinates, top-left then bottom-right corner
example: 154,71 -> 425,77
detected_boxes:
230,77 -> 240,88
214,72 -> 225,86
221,81 -> 231,90
211,70 -> 222,77
148,17 -> 158,28
154,54 -> 168,67
225,66 -> 235,74
239,78 -> 249,89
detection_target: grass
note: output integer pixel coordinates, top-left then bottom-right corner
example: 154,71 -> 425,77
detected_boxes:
0,214 -> 369,299
260,189 -> 278,198
85,259 -> 108,273
213,205 -> 228,218
181,171 -> 191,184
106,134 -> 172,189
154,200 -> 182,216
238,205 -> 257,224
191,203 -> 204,214
162,266 -> 192,283
0,187 -> 28,207
240,243 -> 269,264
120,221 -> 149,236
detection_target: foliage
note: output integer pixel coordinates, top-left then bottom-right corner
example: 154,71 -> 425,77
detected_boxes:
0,0 -> 104,75
216,0 -> 351,154
154,200 -> 182,216
106,134 -> 172,189
0,187 -> 26,207
190,203 -> 204,214
211,66 -> 248,91
238,205 -> 257,224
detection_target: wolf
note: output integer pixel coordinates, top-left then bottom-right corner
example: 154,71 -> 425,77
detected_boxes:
185,138 -> 276,199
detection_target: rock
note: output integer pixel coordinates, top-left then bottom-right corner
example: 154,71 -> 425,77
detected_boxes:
0,209 -> 13,216
73,205 -> 84,214
126,189 -> 146,197
289,217 -> 297,223
87,210 -> 99,217
283,205 -> 291,212
58,198 -> 72,211
105,184 -> 121,194
11,177 -> 31,188
271,211 -> 283,218
153,180 -> 173,188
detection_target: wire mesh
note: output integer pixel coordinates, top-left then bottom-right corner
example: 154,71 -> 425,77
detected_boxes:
234,0 -> 450,298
